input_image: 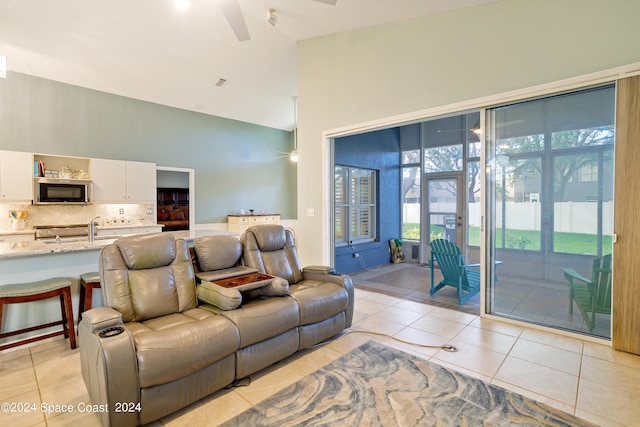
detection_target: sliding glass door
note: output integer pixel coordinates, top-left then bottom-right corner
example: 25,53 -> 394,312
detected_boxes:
485,85 -> 615,338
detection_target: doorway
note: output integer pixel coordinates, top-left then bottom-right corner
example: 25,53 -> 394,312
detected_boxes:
423,174 -> 463,261
400,111 -> 480,266
156,166 -> 195,232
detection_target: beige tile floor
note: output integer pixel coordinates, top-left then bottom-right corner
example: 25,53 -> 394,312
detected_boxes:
1,270 -> 639,427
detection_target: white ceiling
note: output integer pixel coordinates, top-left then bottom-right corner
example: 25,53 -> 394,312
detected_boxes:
0,0 -> 497,131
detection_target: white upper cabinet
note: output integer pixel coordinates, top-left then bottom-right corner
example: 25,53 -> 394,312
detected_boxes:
125,161 -> 157,202
92,158 -> 156,203
0,150 -> 33,202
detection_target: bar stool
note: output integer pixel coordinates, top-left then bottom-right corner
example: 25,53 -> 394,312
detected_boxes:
0,277 -> 76,351
78,272 -> 101,324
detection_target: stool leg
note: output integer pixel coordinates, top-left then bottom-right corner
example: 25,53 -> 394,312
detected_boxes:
78,281 -> 87,325
59,294 -> 68,339
84,286 -> 93,316
62,287 -> 76,349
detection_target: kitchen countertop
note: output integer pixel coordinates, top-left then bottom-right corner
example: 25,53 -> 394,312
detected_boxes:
0,229 -> 236,259
0,229 -> 37,236
0,224 -> 162,237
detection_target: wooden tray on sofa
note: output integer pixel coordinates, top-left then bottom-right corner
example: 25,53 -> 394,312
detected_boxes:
210,272 -> 274,291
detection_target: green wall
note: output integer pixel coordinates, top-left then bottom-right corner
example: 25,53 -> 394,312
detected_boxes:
294,0 -> 640,264
0,72 -> 296,223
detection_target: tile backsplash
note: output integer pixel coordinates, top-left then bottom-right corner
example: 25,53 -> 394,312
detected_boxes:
0,203 -> 155,231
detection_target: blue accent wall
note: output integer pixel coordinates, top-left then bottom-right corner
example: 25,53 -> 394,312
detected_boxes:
334,128 -> 401,274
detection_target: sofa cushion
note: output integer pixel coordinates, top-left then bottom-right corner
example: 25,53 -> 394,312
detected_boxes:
125,308 -> 240,388
102,234 -> 197,323
157,208 -> 170,221
221,297 -> 299,348
249,224 -> 287,252
193,235 -> 243,272
170,208 -> 187,221
241,225 -> 304,284
289,280 -> 349,325
116,233 -> 176,270
129,267 -> 179,320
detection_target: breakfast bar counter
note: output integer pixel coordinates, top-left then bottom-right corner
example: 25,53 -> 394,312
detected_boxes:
0,228 -> 235,349
0,228 -> 235,259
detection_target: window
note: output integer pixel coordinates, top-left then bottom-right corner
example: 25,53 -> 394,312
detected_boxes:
401,148 -> 420,240
335,166 -> 377,245
577,163 -> 598,182
424,145 -> 463,173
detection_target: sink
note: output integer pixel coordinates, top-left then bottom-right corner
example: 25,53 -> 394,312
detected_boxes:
40,237 -> 88,244
41,235 -> 122,244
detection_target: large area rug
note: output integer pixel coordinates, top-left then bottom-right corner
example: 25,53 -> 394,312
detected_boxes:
221,341 -> 595,427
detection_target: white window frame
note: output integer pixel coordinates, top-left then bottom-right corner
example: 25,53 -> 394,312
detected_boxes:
335,165 -> 377,246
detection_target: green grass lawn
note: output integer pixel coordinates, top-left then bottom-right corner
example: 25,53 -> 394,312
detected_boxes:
402,223 -> 612,255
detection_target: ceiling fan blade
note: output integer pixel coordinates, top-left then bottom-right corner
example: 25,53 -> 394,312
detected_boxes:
219,0 -> 250,41
312,0 -> 338,5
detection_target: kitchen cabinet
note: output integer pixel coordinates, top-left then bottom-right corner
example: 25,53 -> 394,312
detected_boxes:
0,150 -> 33,203
227,214 -> 280,234
157,187 -> 189,206
92,159 -> 156,203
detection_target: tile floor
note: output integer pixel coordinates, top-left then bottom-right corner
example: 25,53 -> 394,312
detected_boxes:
1,264 -> 638,427
356,261 -> 611,337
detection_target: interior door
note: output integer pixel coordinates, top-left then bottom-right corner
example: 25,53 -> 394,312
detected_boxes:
422,174 -> 463,262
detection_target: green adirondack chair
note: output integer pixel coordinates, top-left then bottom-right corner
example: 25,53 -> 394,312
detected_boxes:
562,254 -> 612,332
429,238 -> 481,305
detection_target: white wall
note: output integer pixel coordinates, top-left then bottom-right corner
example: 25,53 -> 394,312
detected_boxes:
295,0 -> 640,265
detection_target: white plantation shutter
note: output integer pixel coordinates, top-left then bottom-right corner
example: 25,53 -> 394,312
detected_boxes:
336,166 -> 376,245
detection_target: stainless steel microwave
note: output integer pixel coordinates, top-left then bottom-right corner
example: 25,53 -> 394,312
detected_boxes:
34,178 -> 93,204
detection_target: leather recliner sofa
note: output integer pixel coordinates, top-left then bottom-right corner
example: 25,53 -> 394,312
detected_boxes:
79,226 -> 353,427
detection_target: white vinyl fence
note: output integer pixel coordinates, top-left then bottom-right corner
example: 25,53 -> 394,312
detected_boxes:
404,201 -> 613,234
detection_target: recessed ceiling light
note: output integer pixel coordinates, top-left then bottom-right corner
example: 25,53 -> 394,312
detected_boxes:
175,0 -> 190,11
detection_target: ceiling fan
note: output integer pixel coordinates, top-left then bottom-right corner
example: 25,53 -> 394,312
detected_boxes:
220,0 -> 338,42
275,96 -> 299,162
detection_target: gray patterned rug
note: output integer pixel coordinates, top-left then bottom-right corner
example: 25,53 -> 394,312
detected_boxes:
221,341 -> 596,427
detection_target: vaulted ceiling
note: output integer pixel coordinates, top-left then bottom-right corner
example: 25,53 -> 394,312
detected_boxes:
0,0 -> 497,130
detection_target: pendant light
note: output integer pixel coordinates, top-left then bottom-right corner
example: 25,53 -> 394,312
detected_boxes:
290,96 -> 298,162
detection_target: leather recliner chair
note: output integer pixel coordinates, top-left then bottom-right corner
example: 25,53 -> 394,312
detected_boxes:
241,224 -> 354,350
79,233 -> 240,427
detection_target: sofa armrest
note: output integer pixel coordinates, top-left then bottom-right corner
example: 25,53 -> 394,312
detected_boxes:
79,308 -> 140,427
302,265 -> 336,275
82,306 -> 123,332
302,266 -> 355,328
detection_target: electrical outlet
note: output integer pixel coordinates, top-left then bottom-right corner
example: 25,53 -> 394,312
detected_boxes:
119,208 -> 125,215
146,208 -> 153,215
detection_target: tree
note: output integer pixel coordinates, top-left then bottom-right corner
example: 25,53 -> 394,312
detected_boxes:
497,126 -> 614,202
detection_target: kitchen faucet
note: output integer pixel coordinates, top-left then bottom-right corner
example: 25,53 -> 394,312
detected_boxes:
89,216 -> 100,243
